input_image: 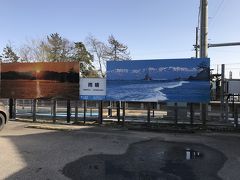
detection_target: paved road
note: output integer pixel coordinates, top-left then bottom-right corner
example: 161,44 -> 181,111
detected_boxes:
1,121 -> 240,180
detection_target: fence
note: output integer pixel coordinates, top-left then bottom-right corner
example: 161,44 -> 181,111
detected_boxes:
1,98 -> 239,128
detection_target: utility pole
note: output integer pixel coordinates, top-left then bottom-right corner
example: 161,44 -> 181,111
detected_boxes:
200,0 -> 208,124
196,0 -> 240,124
220,64 -> 225,121
195,27 -> 199,58
200,0 -> 208,58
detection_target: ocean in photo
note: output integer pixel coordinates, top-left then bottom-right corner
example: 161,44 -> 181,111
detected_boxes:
106,80 -> 210,102
1,80 -> 79,99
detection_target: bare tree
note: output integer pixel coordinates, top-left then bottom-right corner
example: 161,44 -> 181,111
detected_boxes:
86,35 -> 108,77
18,44 -> 31,62
18,39 -> 48,62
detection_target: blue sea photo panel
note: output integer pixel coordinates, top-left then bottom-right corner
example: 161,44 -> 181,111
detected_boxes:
106,58 -> 210,103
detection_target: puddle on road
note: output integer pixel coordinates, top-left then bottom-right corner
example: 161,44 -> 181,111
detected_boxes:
185,148 -> 202,160
63,140 -> 226,180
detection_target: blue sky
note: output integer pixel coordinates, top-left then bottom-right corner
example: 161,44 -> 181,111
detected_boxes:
0,0 -> 240,77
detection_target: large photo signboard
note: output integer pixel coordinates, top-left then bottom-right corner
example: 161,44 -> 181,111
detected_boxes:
106,58 -> 210,102
0,62 -> 79,99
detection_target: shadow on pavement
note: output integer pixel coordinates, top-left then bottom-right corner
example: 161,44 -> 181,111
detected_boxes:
2,124 -> 227,180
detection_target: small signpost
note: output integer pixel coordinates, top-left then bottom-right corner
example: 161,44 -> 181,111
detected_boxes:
80,78 -> 106,100
80,78 -> 106,123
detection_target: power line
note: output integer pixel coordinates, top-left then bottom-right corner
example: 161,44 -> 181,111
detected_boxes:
209,0 -> 225,27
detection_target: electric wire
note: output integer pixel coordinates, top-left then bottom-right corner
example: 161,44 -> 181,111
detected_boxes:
209,0 -> 225,27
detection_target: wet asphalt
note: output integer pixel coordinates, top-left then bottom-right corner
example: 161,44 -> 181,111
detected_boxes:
63,139 -> 226,180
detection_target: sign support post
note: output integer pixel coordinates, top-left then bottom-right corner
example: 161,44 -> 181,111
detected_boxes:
52,99 -> 56,123
32,99 -> 37,122
67,100 -> 71,123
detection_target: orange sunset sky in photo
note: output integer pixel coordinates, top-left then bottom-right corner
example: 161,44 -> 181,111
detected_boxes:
0,62 -> 79,73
